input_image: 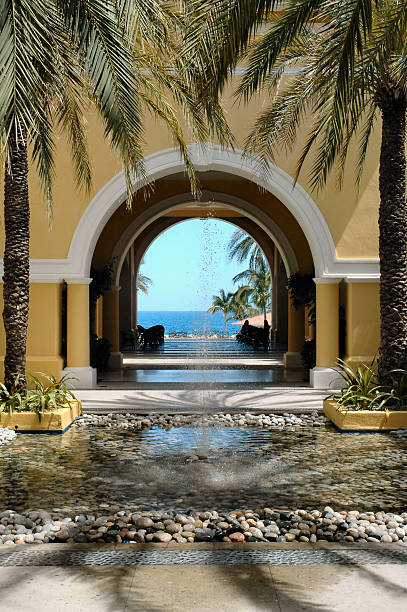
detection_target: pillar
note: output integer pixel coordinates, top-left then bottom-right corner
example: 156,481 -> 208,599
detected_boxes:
103,287 -> 123,369
310,278 -> 341,389
305,305 -> 315,340
62,278 -> 96,389
344,280 -> 380,368
284,300 -> 305,368
271,245 -> 279,342
130,244 -> 137,331
95,296 -> 103,338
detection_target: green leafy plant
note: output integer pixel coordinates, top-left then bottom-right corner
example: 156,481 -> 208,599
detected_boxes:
0,376 -> 28,414
287,272 -> 316,325
331,359 -> 392,412
0,373 -> 78,422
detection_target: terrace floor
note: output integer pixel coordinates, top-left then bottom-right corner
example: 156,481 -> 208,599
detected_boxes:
1,543 -> 406,611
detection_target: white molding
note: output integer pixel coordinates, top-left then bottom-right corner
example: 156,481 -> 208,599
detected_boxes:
0,143 -> 380,281
111,191 -> 299,285
65,278 -> 92,285
313,277 -> 343,285
344,276 -> 380,283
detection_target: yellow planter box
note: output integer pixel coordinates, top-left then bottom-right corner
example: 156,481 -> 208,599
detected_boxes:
323,398 -> 407,432
0,400 -> 82,434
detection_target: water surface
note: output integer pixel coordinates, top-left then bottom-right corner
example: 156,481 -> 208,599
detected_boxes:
1,424 -> 406,514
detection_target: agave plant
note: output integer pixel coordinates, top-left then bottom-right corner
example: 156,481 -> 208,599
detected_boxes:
332,359 -> 393,411
0,373 -> 78,422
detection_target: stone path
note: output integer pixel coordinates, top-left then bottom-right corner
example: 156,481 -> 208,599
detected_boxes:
0,544 -> 406,611
75,388 -> 327,414
1,543 -> 406,566
79,338 -> 331,414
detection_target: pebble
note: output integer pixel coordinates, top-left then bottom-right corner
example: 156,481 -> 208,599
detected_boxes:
0,428 -> 17,447
152,531 -> 172,543
75,411 -> 325,433
229,532 -> 245,542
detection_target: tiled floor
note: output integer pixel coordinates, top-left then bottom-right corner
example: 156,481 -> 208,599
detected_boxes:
0,545 -> 406,611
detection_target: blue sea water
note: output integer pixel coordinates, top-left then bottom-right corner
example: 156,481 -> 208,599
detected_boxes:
137,311 -> 240,336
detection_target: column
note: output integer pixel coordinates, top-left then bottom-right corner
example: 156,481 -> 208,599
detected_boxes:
284,300 -> 305,368
95,296 -> 103,338
271,245 -> 279,342
130,245 -> 137,331
103,287 -> 123,369
345,280 -> 380,368
62,278 -> 96,389
310,278 -> 341,389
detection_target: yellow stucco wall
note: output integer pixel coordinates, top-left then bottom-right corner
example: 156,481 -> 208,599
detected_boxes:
0,77 -> 380,262
0,283 -> 63,381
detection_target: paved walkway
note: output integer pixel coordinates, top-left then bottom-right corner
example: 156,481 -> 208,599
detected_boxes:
0,543 -> 406,611
78,339 -> 330,414
76,388 -> 327,414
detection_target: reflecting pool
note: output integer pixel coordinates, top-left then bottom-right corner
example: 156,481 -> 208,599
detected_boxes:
0,423 -> 406,514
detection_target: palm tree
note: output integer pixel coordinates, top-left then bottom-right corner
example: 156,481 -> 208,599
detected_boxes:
207,290 -> 234,336
233,259 -> 271,320
227,229 -> 266,271
136,273 -> 153,295
0,1 -> 228,390
188,0 -> 407,384
229,287 -> 257,320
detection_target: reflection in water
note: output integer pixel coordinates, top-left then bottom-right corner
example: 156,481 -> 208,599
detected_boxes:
0,424 -> 406,514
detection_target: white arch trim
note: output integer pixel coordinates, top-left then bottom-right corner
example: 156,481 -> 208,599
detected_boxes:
6,143 -> 378,281
111,191 -> 299,286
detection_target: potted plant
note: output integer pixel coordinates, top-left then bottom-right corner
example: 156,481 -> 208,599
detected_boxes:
0,374 -> 81,434
324,360 -> 407,432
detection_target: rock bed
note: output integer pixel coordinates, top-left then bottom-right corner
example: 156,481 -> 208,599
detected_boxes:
1,506 -> 407,547
0,428 -> 16,447
75,411 -> 327,430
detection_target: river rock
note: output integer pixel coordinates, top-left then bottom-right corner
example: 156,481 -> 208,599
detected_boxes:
135,517 -> 154,529
229,532 -> 245,542
152,531 -> 172,543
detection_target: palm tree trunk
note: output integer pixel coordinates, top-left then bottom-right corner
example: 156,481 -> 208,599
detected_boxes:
3,127 -> 30,389
224,315 -> 227,337
377,91 -> 407,384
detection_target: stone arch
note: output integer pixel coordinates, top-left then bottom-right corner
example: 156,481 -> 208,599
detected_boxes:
64,143 -> 351,281
111,191 -> 299,287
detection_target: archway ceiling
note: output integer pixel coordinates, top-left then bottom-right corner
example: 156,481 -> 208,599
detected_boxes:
93,171 -> 313,275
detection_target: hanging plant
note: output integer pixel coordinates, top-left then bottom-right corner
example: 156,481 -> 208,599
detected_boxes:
287,272 -> 316,325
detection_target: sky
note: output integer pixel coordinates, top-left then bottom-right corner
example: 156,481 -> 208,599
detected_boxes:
137,218 -> 249,311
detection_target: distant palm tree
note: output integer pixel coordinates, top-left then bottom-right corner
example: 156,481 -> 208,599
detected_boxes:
230,287 -> 257,320
233,260 -> 271,320
227,229 -> 265,271
207,290 -> 234,336
136,273 -> 153,295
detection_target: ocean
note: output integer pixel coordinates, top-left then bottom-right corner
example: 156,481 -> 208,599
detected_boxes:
137,310 -> 240,336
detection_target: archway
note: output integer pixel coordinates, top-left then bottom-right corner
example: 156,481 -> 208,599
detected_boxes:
117,215 -> 287,347
60,143 -> 342,281
60,144 -> 378,388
